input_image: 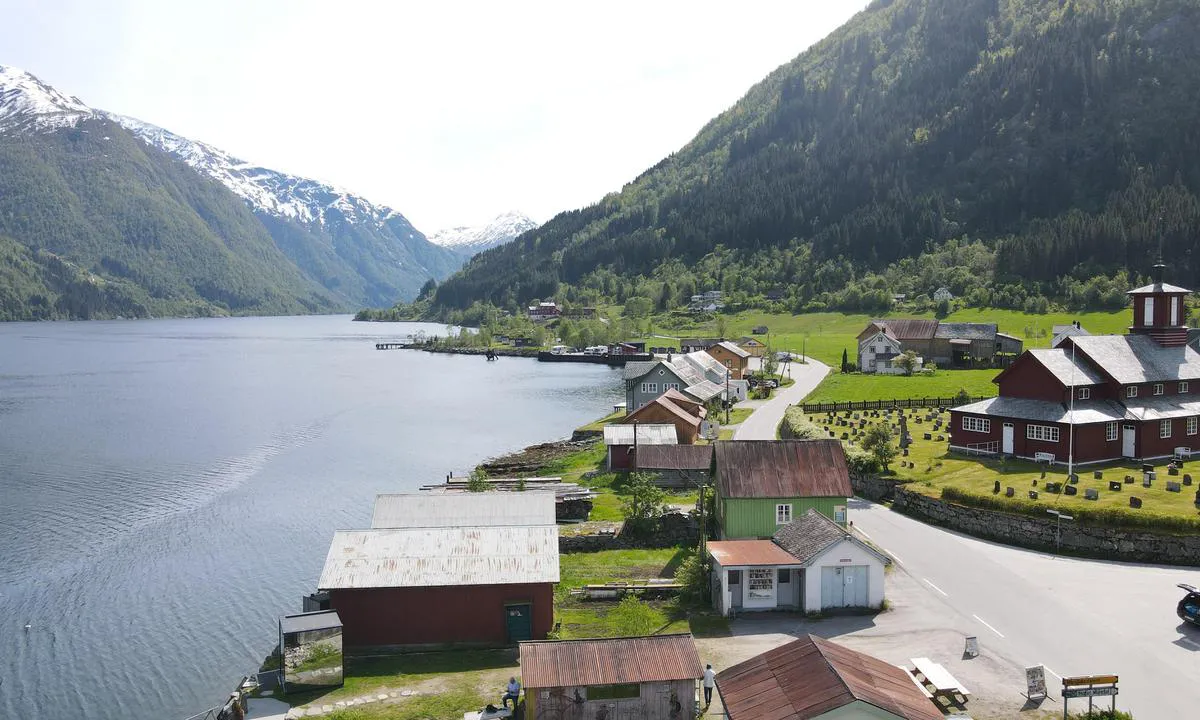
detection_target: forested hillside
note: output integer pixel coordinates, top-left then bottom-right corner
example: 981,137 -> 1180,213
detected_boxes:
0,117 -> 342,319
432,0 -> 1200,315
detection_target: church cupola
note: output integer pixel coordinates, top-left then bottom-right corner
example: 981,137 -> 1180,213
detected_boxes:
1127,260 -> 1191,347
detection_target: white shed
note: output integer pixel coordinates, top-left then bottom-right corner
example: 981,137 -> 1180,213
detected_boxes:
774,509 -> 889,611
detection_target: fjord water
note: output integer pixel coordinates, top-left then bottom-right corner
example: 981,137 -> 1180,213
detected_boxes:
0,316 -> 622,720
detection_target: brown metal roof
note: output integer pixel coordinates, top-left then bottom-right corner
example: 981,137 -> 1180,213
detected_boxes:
715,440 -> 852,499
635,444 -> 713,471
519,634 -> 704,689
623,395 -> 704,430
707,540 -> 802,567
661,387 -> 706,412
865,318 -> 939,341
716,635 -> 944,720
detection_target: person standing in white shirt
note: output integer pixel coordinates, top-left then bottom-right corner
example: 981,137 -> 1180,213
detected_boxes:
703,663 -> 716,706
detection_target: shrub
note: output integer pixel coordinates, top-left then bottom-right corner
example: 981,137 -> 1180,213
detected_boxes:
609,596 -> 665,636
466,468 -> 490,492
674,550 -> 707,605
860,424 -> 898,470
845,446 -> 881,476
953,387 -> 972,405
781,407 -> 825,439
620,472 -> 667,536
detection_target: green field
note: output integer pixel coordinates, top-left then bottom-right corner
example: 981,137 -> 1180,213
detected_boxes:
645,308 -> 1131,366
803,369 -> 999,405
803,408 -> 1200,532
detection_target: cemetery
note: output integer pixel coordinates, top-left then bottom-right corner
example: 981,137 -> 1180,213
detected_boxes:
802,405 -> 1200,534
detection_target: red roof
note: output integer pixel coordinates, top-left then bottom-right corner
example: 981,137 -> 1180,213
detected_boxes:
715,440 -> 852,499
717,635 -> 943,720
519,634 -> 703,689
707,540 -> 802,567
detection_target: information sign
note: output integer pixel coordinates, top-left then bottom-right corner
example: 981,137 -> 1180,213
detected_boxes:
1025,665 -> 1046,699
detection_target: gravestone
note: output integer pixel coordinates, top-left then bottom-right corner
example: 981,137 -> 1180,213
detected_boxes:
1166,481 -> 1182,493
1084,488 -> 1099,500
1141,463 -> 1154,473
1195,489 -> 1200,506
1124,475 -> 1135,484
1068,474 -> 1079,484
1006,487 -> 1015,497
1046,482 -> 1062,493
1143,471 -> 1155,487
923,433 -> 932,441
1168,466 -> 1180,476
993,480 -> 1001,494
1093,470 -> 1103,479
1029,490 -> 1039,500
936,435 -> 945,441
1064,485 -> 1078,496
1130,496 -> 1143,509
1032,478 -> 1038,487
902,448 -> 909,456
841,433 -> 849,440
1185,474 -> 1193,486
1040,468 -> 1047,479
1109,481 -> 1123,492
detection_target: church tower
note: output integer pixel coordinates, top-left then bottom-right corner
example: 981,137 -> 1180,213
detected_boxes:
1127,261 -> 1191,347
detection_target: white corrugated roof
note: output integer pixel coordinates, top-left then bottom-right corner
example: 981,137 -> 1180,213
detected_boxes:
1071,335 -> 1200,384
1128,282 -> 1191,295
603,424 -> 678,446
371,492 -> 555,529
1123,398 -> 1200,421
1028,348 -> 1107,387
317,526 -> 560,590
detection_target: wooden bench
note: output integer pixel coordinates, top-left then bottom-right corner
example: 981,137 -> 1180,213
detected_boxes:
910,657 -> 971,704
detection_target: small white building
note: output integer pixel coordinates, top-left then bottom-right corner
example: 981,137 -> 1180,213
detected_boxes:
602,423 -> 677,470
933,287 -> 954,302
707,509 -> 888,615
858,330 -> 922,375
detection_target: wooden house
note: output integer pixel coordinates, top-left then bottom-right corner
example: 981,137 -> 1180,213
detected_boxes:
633,444 -> 713,488
737,336 -> 767,357
603,423 -> 677,470
713,440 -> 852,539
716,635 -> 943,720
706,341 -> 751,379
520,634 -> 703,720
621,390 -> 706,446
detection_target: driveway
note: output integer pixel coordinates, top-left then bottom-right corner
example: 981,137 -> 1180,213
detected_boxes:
733,359 -> 830,440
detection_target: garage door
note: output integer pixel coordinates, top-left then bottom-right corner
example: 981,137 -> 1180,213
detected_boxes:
820,566 -> 869,608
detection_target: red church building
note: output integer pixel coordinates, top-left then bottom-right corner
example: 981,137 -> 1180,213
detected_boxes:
950,265 -> 1200,465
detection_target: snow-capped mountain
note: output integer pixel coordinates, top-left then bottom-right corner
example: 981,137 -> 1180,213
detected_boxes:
429,211 -> 538,257
0,65 -> 94,132
0,64 -> 464,309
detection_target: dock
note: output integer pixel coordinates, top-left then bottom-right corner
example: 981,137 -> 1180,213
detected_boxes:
536,351 -> 653,366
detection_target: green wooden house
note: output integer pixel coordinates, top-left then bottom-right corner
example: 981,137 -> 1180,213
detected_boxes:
713,440 -> 853,539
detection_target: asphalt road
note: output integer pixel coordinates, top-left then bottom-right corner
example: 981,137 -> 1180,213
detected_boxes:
733,358 -> 830,440
852,499 -> 1200,719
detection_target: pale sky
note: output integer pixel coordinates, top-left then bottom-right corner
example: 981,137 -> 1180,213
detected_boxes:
1,0 -> 869,232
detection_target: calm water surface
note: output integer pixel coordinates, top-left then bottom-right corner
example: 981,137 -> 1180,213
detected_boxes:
0,315 -> 622,720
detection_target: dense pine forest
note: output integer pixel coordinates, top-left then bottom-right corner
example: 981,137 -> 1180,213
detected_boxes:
427,0 -> 1200,319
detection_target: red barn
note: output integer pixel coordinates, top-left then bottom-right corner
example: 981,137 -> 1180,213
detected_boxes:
950,265 -> 1200,464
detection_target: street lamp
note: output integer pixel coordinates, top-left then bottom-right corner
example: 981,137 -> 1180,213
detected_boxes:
1046,509 -> 1074,555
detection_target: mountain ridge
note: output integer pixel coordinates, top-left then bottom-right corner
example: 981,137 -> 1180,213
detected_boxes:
429,211 -> 539,257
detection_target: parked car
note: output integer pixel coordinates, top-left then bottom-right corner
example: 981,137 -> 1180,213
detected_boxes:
1179,583 -> 1200,626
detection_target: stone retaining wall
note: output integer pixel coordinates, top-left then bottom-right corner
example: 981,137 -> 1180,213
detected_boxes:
891,487 -> 1200,565
850,473 -> 906,502
559,512 -> 699,553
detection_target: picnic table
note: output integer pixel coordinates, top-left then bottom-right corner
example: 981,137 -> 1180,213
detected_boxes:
910,657 -> 970,705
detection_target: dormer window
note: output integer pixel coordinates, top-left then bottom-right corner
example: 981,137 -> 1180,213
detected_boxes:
1076,387 -> 1090,400
1154,383 -> 1164,396
1127,386 -> 1138,398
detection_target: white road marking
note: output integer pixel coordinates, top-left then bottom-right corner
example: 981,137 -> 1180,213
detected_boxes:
1044,666 -> 1063,681
923,578 -> 948,596
973,614 -> 1005,638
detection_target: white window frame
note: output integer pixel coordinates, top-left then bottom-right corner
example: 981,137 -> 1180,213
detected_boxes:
1106,422 -> 1118,441
1154,383 -> 1164,396
1077,387 -> 1090,400
1026,424 -> 1061,443
641,382 -> 658,394
834,505 -> 847,524
665,383 -> 680,392
1181,381 -> 1190,394
961,416 -> 991,433
1189,416 -> 1198,436
1160,419 -> 1172,439
1144,297 -> 1154,325
1172,296 -> 1180,325
775,503 -> 793,525
1127,386 -> 1138,398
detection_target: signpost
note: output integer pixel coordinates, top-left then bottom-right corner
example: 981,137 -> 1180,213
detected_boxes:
1025,665 -> 1046,700
1062,675 -> 1118,719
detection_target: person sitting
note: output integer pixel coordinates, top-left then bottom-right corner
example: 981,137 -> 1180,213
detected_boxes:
502,676 -> 522,710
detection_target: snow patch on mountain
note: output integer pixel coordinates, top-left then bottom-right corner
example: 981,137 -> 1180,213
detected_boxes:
0,65 -> 95,132
430,212 -> 538,256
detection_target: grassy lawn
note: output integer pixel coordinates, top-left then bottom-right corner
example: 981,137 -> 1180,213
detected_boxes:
555,547 -> 730,639
803,407 -> 1200,531
575,409 -> 624,433
724,407 -> 755,425
803,369 -> 999,405
647,308 -> 1131,366
285,648 -> 515,713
